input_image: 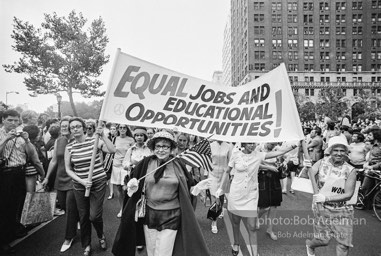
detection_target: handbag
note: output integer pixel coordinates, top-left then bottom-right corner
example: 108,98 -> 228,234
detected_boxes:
277,164 -> 288,179
20,191 -> 57,225
207,202 -> 222,221
291,170 -> 314,194
134,182 -> 146,222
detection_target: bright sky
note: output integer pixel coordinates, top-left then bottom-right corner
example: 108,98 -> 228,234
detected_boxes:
0,0 -> 230,113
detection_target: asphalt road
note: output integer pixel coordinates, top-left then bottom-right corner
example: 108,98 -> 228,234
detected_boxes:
9,180 -> 381,256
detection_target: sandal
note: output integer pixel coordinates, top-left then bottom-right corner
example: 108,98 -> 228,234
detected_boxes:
99,235 -> 107,250
232,244 -> 239,256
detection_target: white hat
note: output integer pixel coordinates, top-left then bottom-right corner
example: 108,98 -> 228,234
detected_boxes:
327,135 -> 349,153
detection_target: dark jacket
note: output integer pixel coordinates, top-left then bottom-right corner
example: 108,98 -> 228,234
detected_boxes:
112,155 -> 209,256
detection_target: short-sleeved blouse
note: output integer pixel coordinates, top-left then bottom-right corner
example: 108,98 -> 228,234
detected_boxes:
227,150 -> 266,217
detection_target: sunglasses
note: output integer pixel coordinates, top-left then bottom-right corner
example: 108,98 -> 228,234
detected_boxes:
119,127 -> 128,129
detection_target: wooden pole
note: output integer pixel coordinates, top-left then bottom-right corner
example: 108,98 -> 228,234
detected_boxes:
85,126 -> 101,197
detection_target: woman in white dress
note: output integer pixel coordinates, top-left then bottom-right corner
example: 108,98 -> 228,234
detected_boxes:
110,124 -> 135,217
217,142 -> 298,256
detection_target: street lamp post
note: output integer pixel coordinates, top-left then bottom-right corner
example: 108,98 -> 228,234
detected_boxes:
5,91 -> 19,105
56,93 -> 62,119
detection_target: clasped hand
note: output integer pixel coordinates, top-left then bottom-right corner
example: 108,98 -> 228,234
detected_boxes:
127,178 -> 139,197
313,193 -> 326,203
190,178 -> 212,196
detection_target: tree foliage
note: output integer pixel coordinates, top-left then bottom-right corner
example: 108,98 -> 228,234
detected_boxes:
315,87 -> 347,121
3,10 -> 109,116
44,100 -> 103,120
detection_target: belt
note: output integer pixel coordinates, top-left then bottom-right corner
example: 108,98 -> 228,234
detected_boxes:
2,165 -> 25,173
323,201 -> 346,208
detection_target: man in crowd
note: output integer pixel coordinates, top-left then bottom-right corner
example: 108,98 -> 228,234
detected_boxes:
307,127 -> 323,165
0,109 -> 39,254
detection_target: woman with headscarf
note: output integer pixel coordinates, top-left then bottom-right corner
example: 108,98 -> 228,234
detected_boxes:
112,131 -> 209,256
306,136 -> 357,256
64,117 -> 116,256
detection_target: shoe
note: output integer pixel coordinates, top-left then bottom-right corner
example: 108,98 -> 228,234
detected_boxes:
266,231 -> 278,241
211,223 -> 218,234
107,193 -> 114,200
54,208 -> 65,216
306,244 -> 315,256
282,191 -> 287,194
289,190 -> 295,194
99,235 -> 107,250
117,210 -> 122,218
231,245 -> 239,256
83,246 -> 91,256
218,210 -> 224,219
60,238 -> 73,253
136,245 -> 144,251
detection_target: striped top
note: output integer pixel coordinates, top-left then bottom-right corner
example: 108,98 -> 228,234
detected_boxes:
67,137 -> 106,186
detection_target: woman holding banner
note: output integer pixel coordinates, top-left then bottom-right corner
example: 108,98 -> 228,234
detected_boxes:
306,136 -> 356,256
216,142 -> 298,256
112,131 -> 209,256
64,117 -> 116,256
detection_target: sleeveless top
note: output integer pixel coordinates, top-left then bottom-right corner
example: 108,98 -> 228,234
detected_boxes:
54,136 -> 74,191
317,157 -> 355,207
67,137 -> 106,188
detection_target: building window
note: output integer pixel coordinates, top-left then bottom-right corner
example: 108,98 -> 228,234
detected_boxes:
254,2 -> 264,10
304,39 -> 314,47
287,2 -> 298,11
342,89 -> 347,96
287,14 -> 298,23
319,39 -> 330,47
354,89 -> 358,96
336,2 -> 346,10
319,15 -> 330,24
336,39 -> 346,48
320,64 -> 330,71
288,64 -> 299,71
305,89 -> 310,96
320,52 -> 330,60
272,2 -> 282,11
288,27 -> 298,35
336,52 -> 346,60
287,39 -> 298,48
352,1 -> 363,10
305,76 -> 314,82
304,64 -> 314,71
303,2 -> 313,11
254,26 -> 265,35
336,27 -> 346,34
337,77 -> 346,82
371,0 -> 381,9
319,2 -> 329,11
272,14 -> 282,23
272,27 -> 282,35
353,64 -> 363,71
321,77 -> 330,82
319,27 -> 330,35
336,64 -> 346,71
353,14 -> 363,23
304,14 -> 313,23
352,27 -> 363,35
254,14 -> 265,22
304,51 -> 314,60
254,63 -> 265,71
303,27 -> 314,35
254,39 -> 265,47
288,51 -> 298,60
254,51 -> 265,59
336,14 -> 346,23
353,77 -> 363,82
353,39 -> 363,47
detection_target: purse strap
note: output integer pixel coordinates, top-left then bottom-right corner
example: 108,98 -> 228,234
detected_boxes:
4,138 -> 17,163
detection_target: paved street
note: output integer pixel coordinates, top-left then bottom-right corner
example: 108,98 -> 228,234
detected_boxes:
9,180 -> 381,256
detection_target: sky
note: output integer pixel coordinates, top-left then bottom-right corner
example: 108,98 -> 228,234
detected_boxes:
0,0 -> 230,113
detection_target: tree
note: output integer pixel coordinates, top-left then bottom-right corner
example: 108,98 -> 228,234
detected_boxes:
3,10 -> 109,116
315,87 -> 347,121
43,99 -> 103,119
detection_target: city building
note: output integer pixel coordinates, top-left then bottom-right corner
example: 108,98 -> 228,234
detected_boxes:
227,0 -> 381,114
222,14 -> 232,86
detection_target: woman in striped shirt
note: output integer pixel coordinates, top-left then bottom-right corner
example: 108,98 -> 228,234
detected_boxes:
65,117 -> 116,256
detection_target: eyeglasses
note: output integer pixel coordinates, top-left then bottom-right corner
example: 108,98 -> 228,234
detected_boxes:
154,145 -> 171,151
87,127 -> 93,130
119,127 -> 128,130
70,125 -> 83,130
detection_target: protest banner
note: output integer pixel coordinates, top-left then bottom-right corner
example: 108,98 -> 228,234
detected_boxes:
100,49 -> 304,143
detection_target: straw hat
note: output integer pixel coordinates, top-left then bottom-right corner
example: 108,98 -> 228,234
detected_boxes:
327,135 -> 349,153
146,131 -> 177,150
